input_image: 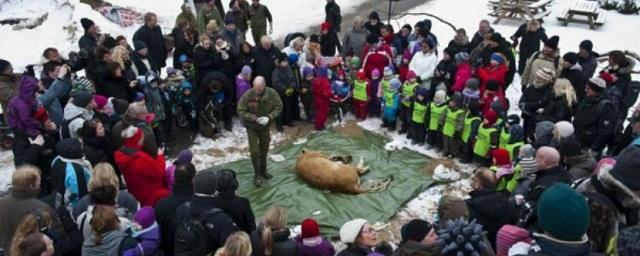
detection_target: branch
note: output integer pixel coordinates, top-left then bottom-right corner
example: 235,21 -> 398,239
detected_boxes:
391,12 -> 459,33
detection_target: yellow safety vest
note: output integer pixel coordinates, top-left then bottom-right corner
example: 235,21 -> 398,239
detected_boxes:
412,102 -> 428,124
473,125 -> 497,157
428,103 -> 447,131
462,114 -> 481,143
443,108 -> 464,137
353,80 -> 368,101
401,82 -> 419,107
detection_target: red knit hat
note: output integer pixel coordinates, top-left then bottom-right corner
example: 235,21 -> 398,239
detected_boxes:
496,225 -> 531,256
492,149 -> 511,166
483,110 -> 498,127
357,70 -> 367,80
301,218 -> 320,238
122,126 -> 144,147
406,70 -> 417,81
320,22 -> 332,32
94,95 -> 108,110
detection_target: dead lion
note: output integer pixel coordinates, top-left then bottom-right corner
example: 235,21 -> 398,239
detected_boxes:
295,150 -> 393,194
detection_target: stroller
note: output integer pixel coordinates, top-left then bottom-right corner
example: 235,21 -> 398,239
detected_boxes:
330,67 -> 352,125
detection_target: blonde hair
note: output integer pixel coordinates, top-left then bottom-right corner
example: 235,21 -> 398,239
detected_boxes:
206,20 -> 219,33
199,34 -> 211,45
111,46 -> 129,70
260,206 -> 287,256
10,211 -> 53,256
553,78 -> 577,108
88,163 -> 119,192
12,165 -> 41,194
215,231 -> 252,256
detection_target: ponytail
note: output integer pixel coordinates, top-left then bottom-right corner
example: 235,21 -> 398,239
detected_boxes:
261,225 -> 274,256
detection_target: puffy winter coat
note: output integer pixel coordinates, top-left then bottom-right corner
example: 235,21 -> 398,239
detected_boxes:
573,95 -> 617,151
342,26 -> 369,58
466,190 -> 517,248
452,63 -> 472,93
478,64 -> 507,96
409,51 -> 438,83
521,51 -> 562,87
133,24 -> 167,68
362,44 -> 393,79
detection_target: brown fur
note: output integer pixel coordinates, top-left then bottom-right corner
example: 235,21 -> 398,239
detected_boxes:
295,150 -> 392,194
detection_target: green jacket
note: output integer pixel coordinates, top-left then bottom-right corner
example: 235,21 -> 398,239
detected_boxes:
249,4 -> 272,28
237,87 -> 283,131
197,4 -> 223,35
175,10 -> 197,31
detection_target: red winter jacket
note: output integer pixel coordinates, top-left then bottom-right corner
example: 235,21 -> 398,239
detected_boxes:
452,63 -> 473,93
362,44 -> 393,79
313,77 -> 333,111
114,141 -> 169,207
477,64 -> 507,97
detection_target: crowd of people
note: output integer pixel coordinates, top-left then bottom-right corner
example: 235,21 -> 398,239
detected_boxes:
0,0 -> 640,255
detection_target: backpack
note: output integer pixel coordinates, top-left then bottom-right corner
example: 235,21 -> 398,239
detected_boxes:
60,113 -> 83,139
174,202 -> 223,256
532,51 -> 560,71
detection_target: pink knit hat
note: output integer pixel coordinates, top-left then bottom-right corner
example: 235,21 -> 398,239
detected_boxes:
496,225 -> 531,256
94,95 -> 108,110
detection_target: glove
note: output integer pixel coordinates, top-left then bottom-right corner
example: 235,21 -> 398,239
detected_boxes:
285,87 -> 294,97
256,116 -> 270,126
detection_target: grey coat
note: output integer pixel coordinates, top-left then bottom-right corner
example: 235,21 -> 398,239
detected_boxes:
342,27 -> 369,58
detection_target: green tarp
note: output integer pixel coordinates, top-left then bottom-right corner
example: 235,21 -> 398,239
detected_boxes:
209,128 -> 433,236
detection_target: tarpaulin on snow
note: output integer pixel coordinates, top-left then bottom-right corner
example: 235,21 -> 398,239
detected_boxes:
207,128 -> 433,236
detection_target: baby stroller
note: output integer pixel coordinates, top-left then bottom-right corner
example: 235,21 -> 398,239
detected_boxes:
330,68 -> 352,125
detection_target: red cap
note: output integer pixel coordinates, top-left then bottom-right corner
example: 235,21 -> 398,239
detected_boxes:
406,70 -> 417,81
492,148 -> 511,166
301,218 -> 320,238
33,107 -> 49,123
484,110 -> 498,127
320,22 -> 331,32
357,70 -> 367,80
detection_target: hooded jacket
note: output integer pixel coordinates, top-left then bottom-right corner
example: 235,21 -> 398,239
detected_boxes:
82,229 -> 130,256
63,102 -> 94,139
7,76 -> 40,136
51,138 -> 92,205
213,191 -> 257,234
122,222 -> 161,256
342,26 -> 369,58
521,50 -> 563,87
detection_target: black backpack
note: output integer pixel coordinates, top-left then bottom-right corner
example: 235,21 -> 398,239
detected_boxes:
60,113 -> 83,139
174,202 -> 223,256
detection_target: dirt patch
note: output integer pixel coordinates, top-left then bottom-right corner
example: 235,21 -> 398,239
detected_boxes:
422,157 -> 457,176
333,121 -> 365,138
206,146 -> 242,157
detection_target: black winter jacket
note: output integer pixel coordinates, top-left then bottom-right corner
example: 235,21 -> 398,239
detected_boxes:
466,190 -> 517,249
12,129 -> 57,196
573,95 -> 617,151
252,45 -> 281,85
173,196 -> 238,253
133,25 -> 167,68
213,192 -> 257,234
519,84 -> 552,119
250,226 -> 298,256
155,185 -> 193,256
320,30 -> 342,57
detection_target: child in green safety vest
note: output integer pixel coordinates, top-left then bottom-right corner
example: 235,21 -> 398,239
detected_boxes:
382,78 -> 402,131
346,56 -> 361,86
399,70 -> 419,135
352,70 -> 370,120
511,144 -> 538,197
461,101 -> 482,163
409,87 -> 430,145
427,90 -> 448,151
499,114 -> 521,150
377,67 -> 395,116
473,110 -> 500,167
491,148 -> 516,193
442,93 -> 466,158
504,124 -> 525,161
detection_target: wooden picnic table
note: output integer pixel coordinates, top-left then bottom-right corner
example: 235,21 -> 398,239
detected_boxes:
489,0 -> 554,24
557,1 -> 606,29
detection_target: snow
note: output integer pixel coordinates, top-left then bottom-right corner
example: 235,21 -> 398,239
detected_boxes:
0,150 -> 15,193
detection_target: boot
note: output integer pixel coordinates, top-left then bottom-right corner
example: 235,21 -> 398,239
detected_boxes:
260,156 -> 273,179
252,157 -> 265,186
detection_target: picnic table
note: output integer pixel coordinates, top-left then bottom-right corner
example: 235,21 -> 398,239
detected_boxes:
557,1 -> 606,29
488,0 -> 554,24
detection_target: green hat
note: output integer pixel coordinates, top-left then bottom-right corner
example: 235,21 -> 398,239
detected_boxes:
350,56 -> 361,68
537,183 -> 590,241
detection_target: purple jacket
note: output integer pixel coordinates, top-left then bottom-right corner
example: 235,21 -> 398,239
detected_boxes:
123,222 -> 161,256
236,75 -> 251,103
296,236 -> 336,256
7,76 -> 40,137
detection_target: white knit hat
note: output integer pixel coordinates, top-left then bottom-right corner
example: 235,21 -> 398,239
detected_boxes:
554,121 -> 574,138
434,90 -> 447,105
340,219 -> 368,243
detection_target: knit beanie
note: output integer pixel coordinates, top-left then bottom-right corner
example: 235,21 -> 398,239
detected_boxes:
55,138 -> 84,159
493,148 -> 511,165
484,110 -> 498,126
371,68 -> 381,79
134,40 -> 148,51
406,70 -> 417,81
554,121 -> 574,139
174,163 -> 196,188
509,124 -> 524,143
0,59 -> 10,73
216,169 -> 239,193
444,47 -> 455,58
506,114 -> 520,126
618,225 -> 640,256
465,78 -> 480,91
560,139 -> 582,157
563,52 -> 579,65
193,170 -> 218,195
535,121 -> 555,141
303,67 -> 314,78
350,56 -> 361,68
383,66 -> 394,77
437,218 -> 488,255
121,126 -> 143,147
94,95 -> 108,110
320,22 -> 331,31
390,78 -> 402,91
455,52 -> 470,64
317,66 -> 329,78
609,149 -> 640,190
579,40 -> 593,52
491,53 -> 504,64
134,206 -> 155,229
425,37 -> 436,49
587,77 -> 606,93
340,219 -> 368,243
224,14 -> 235,25
288,53 -> 299,65
544,35 -> 560,50
301,218 -> 321,239
434,90 -> 447,105
537,183 -> 590,241
519,144 -> 536,158
496,225 -> 531,256
175,149 -> 193,166
401,219 -> 433,243
417,87 -> 429,98
71,90 -> 94,108
535,67 -> 555,83
80,18 -> 95,31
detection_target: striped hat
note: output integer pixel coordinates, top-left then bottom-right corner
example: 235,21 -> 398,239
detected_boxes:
496,225 -> 531,256
535,67 -> 555,83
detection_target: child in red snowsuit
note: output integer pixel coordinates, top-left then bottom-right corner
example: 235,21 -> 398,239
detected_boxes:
313,66 -> 333,130
352,70 -> 370,120
362,34 -> 393,79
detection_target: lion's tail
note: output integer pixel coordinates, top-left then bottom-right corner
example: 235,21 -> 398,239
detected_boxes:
358,175 -> 394,193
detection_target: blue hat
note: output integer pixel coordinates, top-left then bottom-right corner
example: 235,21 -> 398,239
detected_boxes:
417,87 -> 430,97
288,53 -> 299,65
390,78 -> 402,91
317,66 -> 328,78
180,81 -> 193,91
491,53 -> 504,64
509,124 -> 524,143
179,54 -> 190,64
134,40 -> 147,51
303,67 -> 315,77
241,65 -> 252,76
224,14 -> 235,25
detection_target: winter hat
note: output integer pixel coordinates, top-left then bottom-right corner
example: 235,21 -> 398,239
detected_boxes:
544,35 -> 560,50
175,149 -> 193,166
350,56 -> 361,68
465,78 -> 480,91
491,53 -> 504,64
506,114 -> 520,126
180,81 -> 193,92
216,169 -> 239,193
71,90 -> 94,108
451,93 -> 463,107
563,52 -> 579,65
309,34 -> 320,44
134,40 -> 148,51
301,218 -> 321,239
340,219 -> 368,243
609,150 -> 640,191
401,219 -> 433,243
275,53 -> 288,64
174,164 -> 196,188
288,53 -> 299,65
112,98 -> 129,115
320,22 -> 331,31
371,68 -> 381,79
520,144 -> 536,158
55,138 -> 84,159
560,139 -> 582,157
490,99 -> 505,114
369,11 -> 380,21
417,87 -> 429,98
366,34 -> 379,44
617,225 -> 640,255
303,67 -> 314,77
134,206 -> 155,229
587,77 -> 606,93
317,66 -> 329,78
579,40 -> 593,52
166,67 -> 177,77
535,121 -> 555,139
437,195 -> 469,223
80,18 -> 95,31
493,148 -> 511,166
437,218 -> 488,255
193,170 -> 218,196
33,107 -> 49,124
537,183 -> 590,241
434,90 -> 447,105
483,110 -> 498,126
402,24 -> 412,32
356,70 -> 366,80
554,121 -> 574,139
121,125 -> 143,147
241,65 -> 252,76
535,67 -> 555,83
443,47 -> 455,58
496,225 -> 531,256
486,80 -> 499,91
73,77 -> 95,92
179,54 -> 190,64
509,124 -> 524,143
390,78 -> 402,91
383,66 -> 393,77
406,70 -> 417,81
93,95 -> 108,110
224,14 -> 235,25
0,59 -> 10,73
489,32 -> 503,43
455,52 -> 470,64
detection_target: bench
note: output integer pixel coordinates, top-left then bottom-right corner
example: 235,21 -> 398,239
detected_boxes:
558,1 -> 605,29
